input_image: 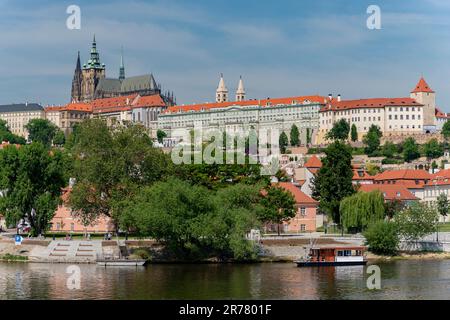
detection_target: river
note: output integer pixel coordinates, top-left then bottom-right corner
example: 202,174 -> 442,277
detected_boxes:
0,260 -> 449,299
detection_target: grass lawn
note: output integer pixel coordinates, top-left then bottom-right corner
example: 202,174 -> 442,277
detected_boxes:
438,222 -> 450,232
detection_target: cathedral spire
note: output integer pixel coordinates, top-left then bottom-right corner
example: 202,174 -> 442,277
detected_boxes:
71,51 -> 83,103
119,46 -> 125,80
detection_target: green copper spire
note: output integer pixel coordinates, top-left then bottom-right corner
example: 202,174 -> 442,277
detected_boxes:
119,46 -> 125,80
83,34 -> 105,70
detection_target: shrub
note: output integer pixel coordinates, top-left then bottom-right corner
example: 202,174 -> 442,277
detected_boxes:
363,221 -> 399,255
131,248 -> 151,260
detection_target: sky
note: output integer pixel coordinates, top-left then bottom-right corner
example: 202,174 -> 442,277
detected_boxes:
0,0 -> 449,109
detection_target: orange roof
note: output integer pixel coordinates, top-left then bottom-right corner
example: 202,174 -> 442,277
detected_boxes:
435,107 -> 450,119
65,102 -> 92,112
91,94 -> 138,109
352,169 -> 374,181
165,95 -> 327,113
374,169 -> 432,181
411,77 -> 434,93
358,184 -> 419,201
304,155 -> 322,168
276,182 -> 318,205
133,94 -> 166,108
321,98 -> 422,112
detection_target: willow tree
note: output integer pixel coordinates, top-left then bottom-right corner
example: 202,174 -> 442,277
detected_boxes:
340,190 -> 385,233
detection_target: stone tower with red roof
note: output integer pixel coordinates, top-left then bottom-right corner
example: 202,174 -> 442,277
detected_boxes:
410,76 -> 436,132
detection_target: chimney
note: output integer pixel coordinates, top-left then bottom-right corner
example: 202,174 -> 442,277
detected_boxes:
337,94 -> 341,102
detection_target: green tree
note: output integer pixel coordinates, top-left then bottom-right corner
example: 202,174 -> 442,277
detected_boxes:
395,202 -> 438,242
437,193 -> 448,242
350,124 -> 358,142
312,141 -> 354,228
157,129 -> 167,144
53,130 -> 66,146
402,137 -> 420,162
363,124 -> 382,156
340,191 -> 385,233
326,119 -> 350,141
0,143 -> 67,235
306,128 -> 312,145
120,179 -> 260,261
259,185 -> 296,235
68,119 -> 171,229
0,119 -> 26,145
423,138 -> 443,159
382,141 -> 397,158
442,120 -> 450,140
363,221 -> 399,255
279,132 -> 289,154
384,199 -> 404,220
290,124 -> 300,147
25,119 -> 58,147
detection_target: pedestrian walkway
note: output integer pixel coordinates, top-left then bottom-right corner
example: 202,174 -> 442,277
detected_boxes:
29,240 -> 104,263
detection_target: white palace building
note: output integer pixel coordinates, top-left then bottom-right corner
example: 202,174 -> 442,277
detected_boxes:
158,76 -> 449,145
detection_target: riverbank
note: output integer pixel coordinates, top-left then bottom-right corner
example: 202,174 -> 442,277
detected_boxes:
367,251 -> 450,262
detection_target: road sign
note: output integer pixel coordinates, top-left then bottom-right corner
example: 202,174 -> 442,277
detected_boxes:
14,235 -> 23,245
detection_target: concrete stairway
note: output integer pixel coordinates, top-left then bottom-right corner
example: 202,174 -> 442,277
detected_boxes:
29,240 -> 103,263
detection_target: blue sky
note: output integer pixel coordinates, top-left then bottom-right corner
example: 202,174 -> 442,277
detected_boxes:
0,0 -> 449,109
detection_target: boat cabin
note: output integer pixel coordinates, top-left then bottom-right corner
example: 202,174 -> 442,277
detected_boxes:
308,246 -> 366,263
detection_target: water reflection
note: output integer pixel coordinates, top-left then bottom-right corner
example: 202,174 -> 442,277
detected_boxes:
0,260 -> 448,299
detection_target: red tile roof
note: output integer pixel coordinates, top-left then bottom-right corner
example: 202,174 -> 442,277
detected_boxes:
165,95 -> 327,113
374,169 -> 432,181
321,98 -> 422,112
435,107 -> 450,119
91,94 -> 138,114
276,182 -> 318,205
304,155 -> 322,168
133,94 -> 166,108
352,169 -> 374,181
358,184 -> 419,201
411,77 -> 434,93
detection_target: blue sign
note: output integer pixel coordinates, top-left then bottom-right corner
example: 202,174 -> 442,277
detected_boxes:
14,235 -> 23,245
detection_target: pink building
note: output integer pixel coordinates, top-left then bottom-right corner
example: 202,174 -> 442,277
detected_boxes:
267,182 -> 318,233
49,187 -> 115,233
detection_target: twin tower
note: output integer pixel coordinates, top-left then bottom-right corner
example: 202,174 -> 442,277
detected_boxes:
216,74 -> 245,103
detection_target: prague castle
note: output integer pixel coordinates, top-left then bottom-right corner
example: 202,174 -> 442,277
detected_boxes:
70,36 -> 175,105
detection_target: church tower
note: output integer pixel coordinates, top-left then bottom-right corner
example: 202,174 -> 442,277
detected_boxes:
70,51 -> 82,103
119,46 -> 125,81
235,76 -> 245,102
81,35 -> 106,102
216,73 -> 228,103
410,76 -> 436,132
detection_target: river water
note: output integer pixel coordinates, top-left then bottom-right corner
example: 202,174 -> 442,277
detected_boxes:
0,260 -> 449,299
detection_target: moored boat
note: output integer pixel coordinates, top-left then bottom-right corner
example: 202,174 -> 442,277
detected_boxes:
97,259 -> 146,266
295,246 -> 367,267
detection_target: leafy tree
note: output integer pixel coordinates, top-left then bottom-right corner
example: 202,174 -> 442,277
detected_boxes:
442,120 -> 450,140
0,143 -> 67,235
384,199 -> 404,220
366,163 -> 380,176
351,124 -> 358,142
68,119 -> 171,229
363,125 -> 382,156
340,191 -> 385,233
0,119 -> 26,145
326,119 -> 350,141
306,128 -> 311,145
382,141 -> 397,158
395,202 -> 438,242
157,129 -> 167,144
423,138 -> 443,159
402,137 -> 420,162
53,130 -> 65,146
290,124 -> 300,147
259,185 -> 296,235
25,119 -> 58,147
120,178 -> 261,261
363,221 -> 399,255
279,132 -> 289,154
312,141 -> 354,228
437,193 -> 448,222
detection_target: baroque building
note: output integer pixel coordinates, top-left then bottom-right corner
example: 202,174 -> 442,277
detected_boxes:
70,36 -> 175,105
